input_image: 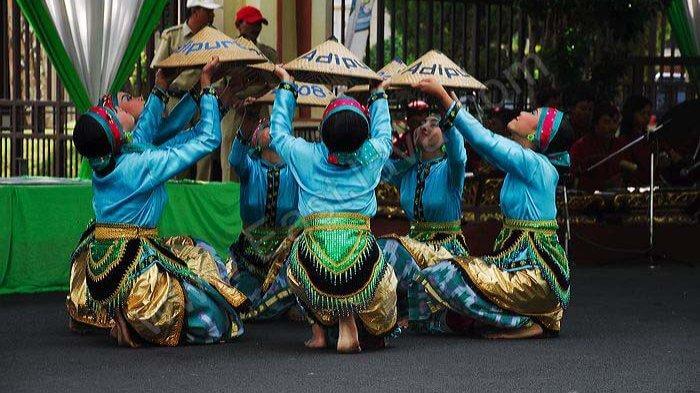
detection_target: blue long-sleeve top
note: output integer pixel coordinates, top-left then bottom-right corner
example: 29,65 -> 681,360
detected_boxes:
228,137 -> 299,228
451,104 -> 558,221
382,126 -> 467,222
92,92 -> 221,227
269,87 -> 392,217
153,93 -> 197,145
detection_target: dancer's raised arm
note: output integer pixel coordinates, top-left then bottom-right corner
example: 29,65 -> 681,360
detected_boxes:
413,77 -> 541,181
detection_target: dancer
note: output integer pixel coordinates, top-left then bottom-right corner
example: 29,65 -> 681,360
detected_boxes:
66,57 -> 249,347
378,107 -> 469,325
404,77 -> 572,338
228,114 -> 300,321
269,66 -> 397,353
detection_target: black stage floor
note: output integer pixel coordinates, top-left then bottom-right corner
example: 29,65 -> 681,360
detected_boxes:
1,264 -> 698,393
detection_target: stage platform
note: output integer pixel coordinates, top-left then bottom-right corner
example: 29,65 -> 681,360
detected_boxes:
1,264 -> 697,392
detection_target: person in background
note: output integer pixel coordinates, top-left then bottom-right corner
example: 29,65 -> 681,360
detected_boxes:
570,101 -> 624,191
564,85 -> 595,141
212,5 -> 279,183
151,0 -> 222,180
235,5 -> 278,62
391,100 -> 429,159
150,0 -> 219,96
618,95 -> 654,186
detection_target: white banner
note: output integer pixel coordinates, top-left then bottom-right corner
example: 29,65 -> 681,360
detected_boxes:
343,0 -> 375,61
43,0 -> 144,104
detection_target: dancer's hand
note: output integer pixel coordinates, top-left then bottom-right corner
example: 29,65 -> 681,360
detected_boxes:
155,68 -> 176,90
273,65 -> 292,82
200,56 -> 220,88
412,77 -> 453,109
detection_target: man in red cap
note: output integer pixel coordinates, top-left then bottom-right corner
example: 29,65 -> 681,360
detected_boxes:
235,5 -> 277,62
215,5 -> 279,183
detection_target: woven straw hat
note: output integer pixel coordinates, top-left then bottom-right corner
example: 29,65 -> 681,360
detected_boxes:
255,82 -> 335,107
386,50 -> 486,90
155,27 -> 268,68
283,38 -> 381,86
346,57 -> 406,96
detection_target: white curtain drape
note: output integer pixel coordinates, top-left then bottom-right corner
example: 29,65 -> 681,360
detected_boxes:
43,0 -> 144,105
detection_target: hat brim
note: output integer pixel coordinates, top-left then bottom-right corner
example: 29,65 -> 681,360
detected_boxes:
197,4 -> 222,10
240,17 -> 268,25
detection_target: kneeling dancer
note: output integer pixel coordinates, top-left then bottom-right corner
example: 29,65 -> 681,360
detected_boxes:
66,58 -> 249,347
407,78 -> 572,338
269,66 -> 398,353
228,116 -> 300,321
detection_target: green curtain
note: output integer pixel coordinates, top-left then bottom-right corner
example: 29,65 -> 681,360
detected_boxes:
667,0 -> 700,90
14,0 -> 91,113
109,0 -> 169,93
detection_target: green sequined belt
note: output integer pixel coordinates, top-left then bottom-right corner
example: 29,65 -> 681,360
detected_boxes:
502,218 -> 558,234
479,218 -> 570,307
289,212 -> 386,316
408,220 -> 462,241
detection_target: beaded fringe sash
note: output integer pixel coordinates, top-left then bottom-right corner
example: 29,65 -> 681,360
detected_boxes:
289,213 -> 387,316
75,224 -> 208,317
461,218 -> 570,307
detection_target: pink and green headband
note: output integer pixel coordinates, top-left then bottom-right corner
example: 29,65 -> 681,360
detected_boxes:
534,107 -> 564,153
320,97 -> 369,132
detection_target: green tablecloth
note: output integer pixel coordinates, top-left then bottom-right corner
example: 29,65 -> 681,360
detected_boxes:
0,180 -> 241,295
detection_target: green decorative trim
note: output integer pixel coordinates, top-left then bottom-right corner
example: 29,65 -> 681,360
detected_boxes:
278,81 -> 298,98
485,221 -> 570,307
289,213 -> 386,316
502,218 -> 558,232
440,100 -> 461,130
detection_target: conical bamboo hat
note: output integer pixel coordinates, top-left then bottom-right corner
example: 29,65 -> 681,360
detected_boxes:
255,82 -> 335,107
346,57 -> 406,95
386,50 -> 486,90
155,27 -> 268,68
283,38 -> 381,86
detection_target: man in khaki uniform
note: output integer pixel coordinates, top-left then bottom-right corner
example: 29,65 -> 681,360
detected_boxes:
150,0 -> 220,94
151,0 -> 220,180
216,6 -> 279,183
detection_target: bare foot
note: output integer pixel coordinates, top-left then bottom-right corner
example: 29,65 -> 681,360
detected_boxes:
110,312 -> 140,348
304,323 -> 327,349
484,323 -> 544,340
337,315 -> 361,354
